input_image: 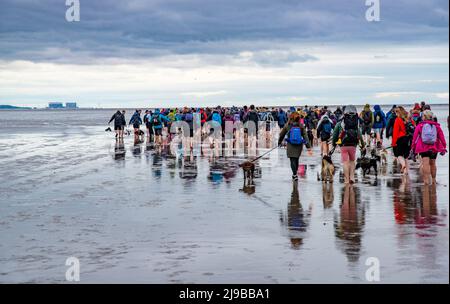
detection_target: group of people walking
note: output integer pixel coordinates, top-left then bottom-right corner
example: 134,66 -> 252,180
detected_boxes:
109,102 -> 447,185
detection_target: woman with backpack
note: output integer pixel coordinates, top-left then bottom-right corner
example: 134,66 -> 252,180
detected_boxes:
332,105 -> 364,184
317,114 -> 334,157
411,110 -> 447,185
278,112 -> 312,181
392,106 -> 415,176
360,104 -> 374,147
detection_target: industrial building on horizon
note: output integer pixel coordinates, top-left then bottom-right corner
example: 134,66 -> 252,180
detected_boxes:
48,102 -> 78,109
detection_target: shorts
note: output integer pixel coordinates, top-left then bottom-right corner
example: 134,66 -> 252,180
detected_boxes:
362,126 -> 372,135
341,146 -> 356,162
372,128 -> 382,135
114,125 -> 124,131
133,123 -> 140,129
320,133 -> 331,142
419,151 -> 438,160
393,136 -> 411,158
154,128 -> 162,136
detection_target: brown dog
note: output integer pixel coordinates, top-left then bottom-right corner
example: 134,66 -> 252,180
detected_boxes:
319,155 -> 335,182
239,161 -> 255,183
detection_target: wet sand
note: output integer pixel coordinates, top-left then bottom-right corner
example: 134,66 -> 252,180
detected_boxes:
0,107 -> 448,283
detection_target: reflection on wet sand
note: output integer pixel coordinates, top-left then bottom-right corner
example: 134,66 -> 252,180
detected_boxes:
322,183 -> 334,209
179,155 -> 198,180
132,137 -> 143,157
113,138 -> 126,160
334,185 -> 365,263
280,183 -> 312,250
392,176 -> 442,232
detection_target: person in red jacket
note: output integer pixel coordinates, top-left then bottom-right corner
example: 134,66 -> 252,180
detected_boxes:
392,106 -> 414,175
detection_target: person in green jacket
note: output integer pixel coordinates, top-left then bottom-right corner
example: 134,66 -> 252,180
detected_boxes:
360,103 -> 374,147
278,111 -> 312,181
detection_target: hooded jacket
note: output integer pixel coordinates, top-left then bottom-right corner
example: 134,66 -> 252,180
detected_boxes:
372,105 -> 386,129
109,111 -> 126,127
411,120 -> 447,154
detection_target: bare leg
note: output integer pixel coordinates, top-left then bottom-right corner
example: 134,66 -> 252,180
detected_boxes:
430,159 -> 437,184
343,161 -> 350,184
349,160 -> 356,184
398,156 -> 406,174
421,157 -> 430,184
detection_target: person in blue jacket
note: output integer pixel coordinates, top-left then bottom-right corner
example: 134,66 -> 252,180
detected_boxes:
372,105 -> 386,147
278,108 -> 288,129
151,109 -> 170,145
129,110 -> 143,137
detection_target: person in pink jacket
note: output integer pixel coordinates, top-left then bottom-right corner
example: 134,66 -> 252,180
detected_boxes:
411,110 -> 447,185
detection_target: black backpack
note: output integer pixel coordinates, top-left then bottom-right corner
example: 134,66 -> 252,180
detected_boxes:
405,120 -> 415,137
363,111 -> 372,125
342,113 -> 359,145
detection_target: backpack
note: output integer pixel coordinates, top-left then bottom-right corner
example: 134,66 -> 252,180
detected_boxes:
421,123 -> 437,145
184,113 -> 193,122
375,112 -> 382,123
212,112 -> 222,124
405,120 -> 415,137
233,113 -> 241,122
342,113 -> 359,145
412,113 -> 421,125
363,111 -> 372,125
152,114 -> 161,126
322,121 -> 332,135
286,126 -> 304,145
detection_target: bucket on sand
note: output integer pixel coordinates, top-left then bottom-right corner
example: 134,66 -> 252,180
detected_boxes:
297,164 -> 307,177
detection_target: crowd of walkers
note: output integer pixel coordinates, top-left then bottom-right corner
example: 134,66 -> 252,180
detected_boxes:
108,102 -> 447,185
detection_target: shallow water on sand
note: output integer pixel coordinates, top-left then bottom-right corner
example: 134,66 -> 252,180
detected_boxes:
0,107 -> 448,283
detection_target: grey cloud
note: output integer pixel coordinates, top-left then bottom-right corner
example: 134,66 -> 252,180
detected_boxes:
0,0 -> 448,63
249,51 -> 319,66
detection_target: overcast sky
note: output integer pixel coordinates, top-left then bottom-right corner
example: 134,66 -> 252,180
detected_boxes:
0,0 -> 448,108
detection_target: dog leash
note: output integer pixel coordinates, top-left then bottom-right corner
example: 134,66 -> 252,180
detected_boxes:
249,146 -> 279,163
328,145 -> 337,157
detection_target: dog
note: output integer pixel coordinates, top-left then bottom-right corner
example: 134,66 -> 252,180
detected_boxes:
370,148 -> 381,163
239,161 -> 256,184
318,155 -> 335,182
380,148 -> 388,166
307,130 -> 315,146
356,149 -> 378,177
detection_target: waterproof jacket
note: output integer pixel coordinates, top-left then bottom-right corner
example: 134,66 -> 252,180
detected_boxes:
129,111 -> 142,126
278,110 -> 288,128
411,121 -> 447,154
372,105 -> 386,129
109,111 -> 126,127
278,122 -> 311,158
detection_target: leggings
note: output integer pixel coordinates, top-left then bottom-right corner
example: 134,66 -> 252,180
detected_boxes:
290,157 -> 299,175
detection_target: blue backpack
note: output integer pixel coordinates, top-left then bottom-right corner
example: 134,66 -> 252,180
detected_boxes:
184,113 -> 193,122
212,112 -> 222,124
323,121 -> 332,134
286,126 -> 304,145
